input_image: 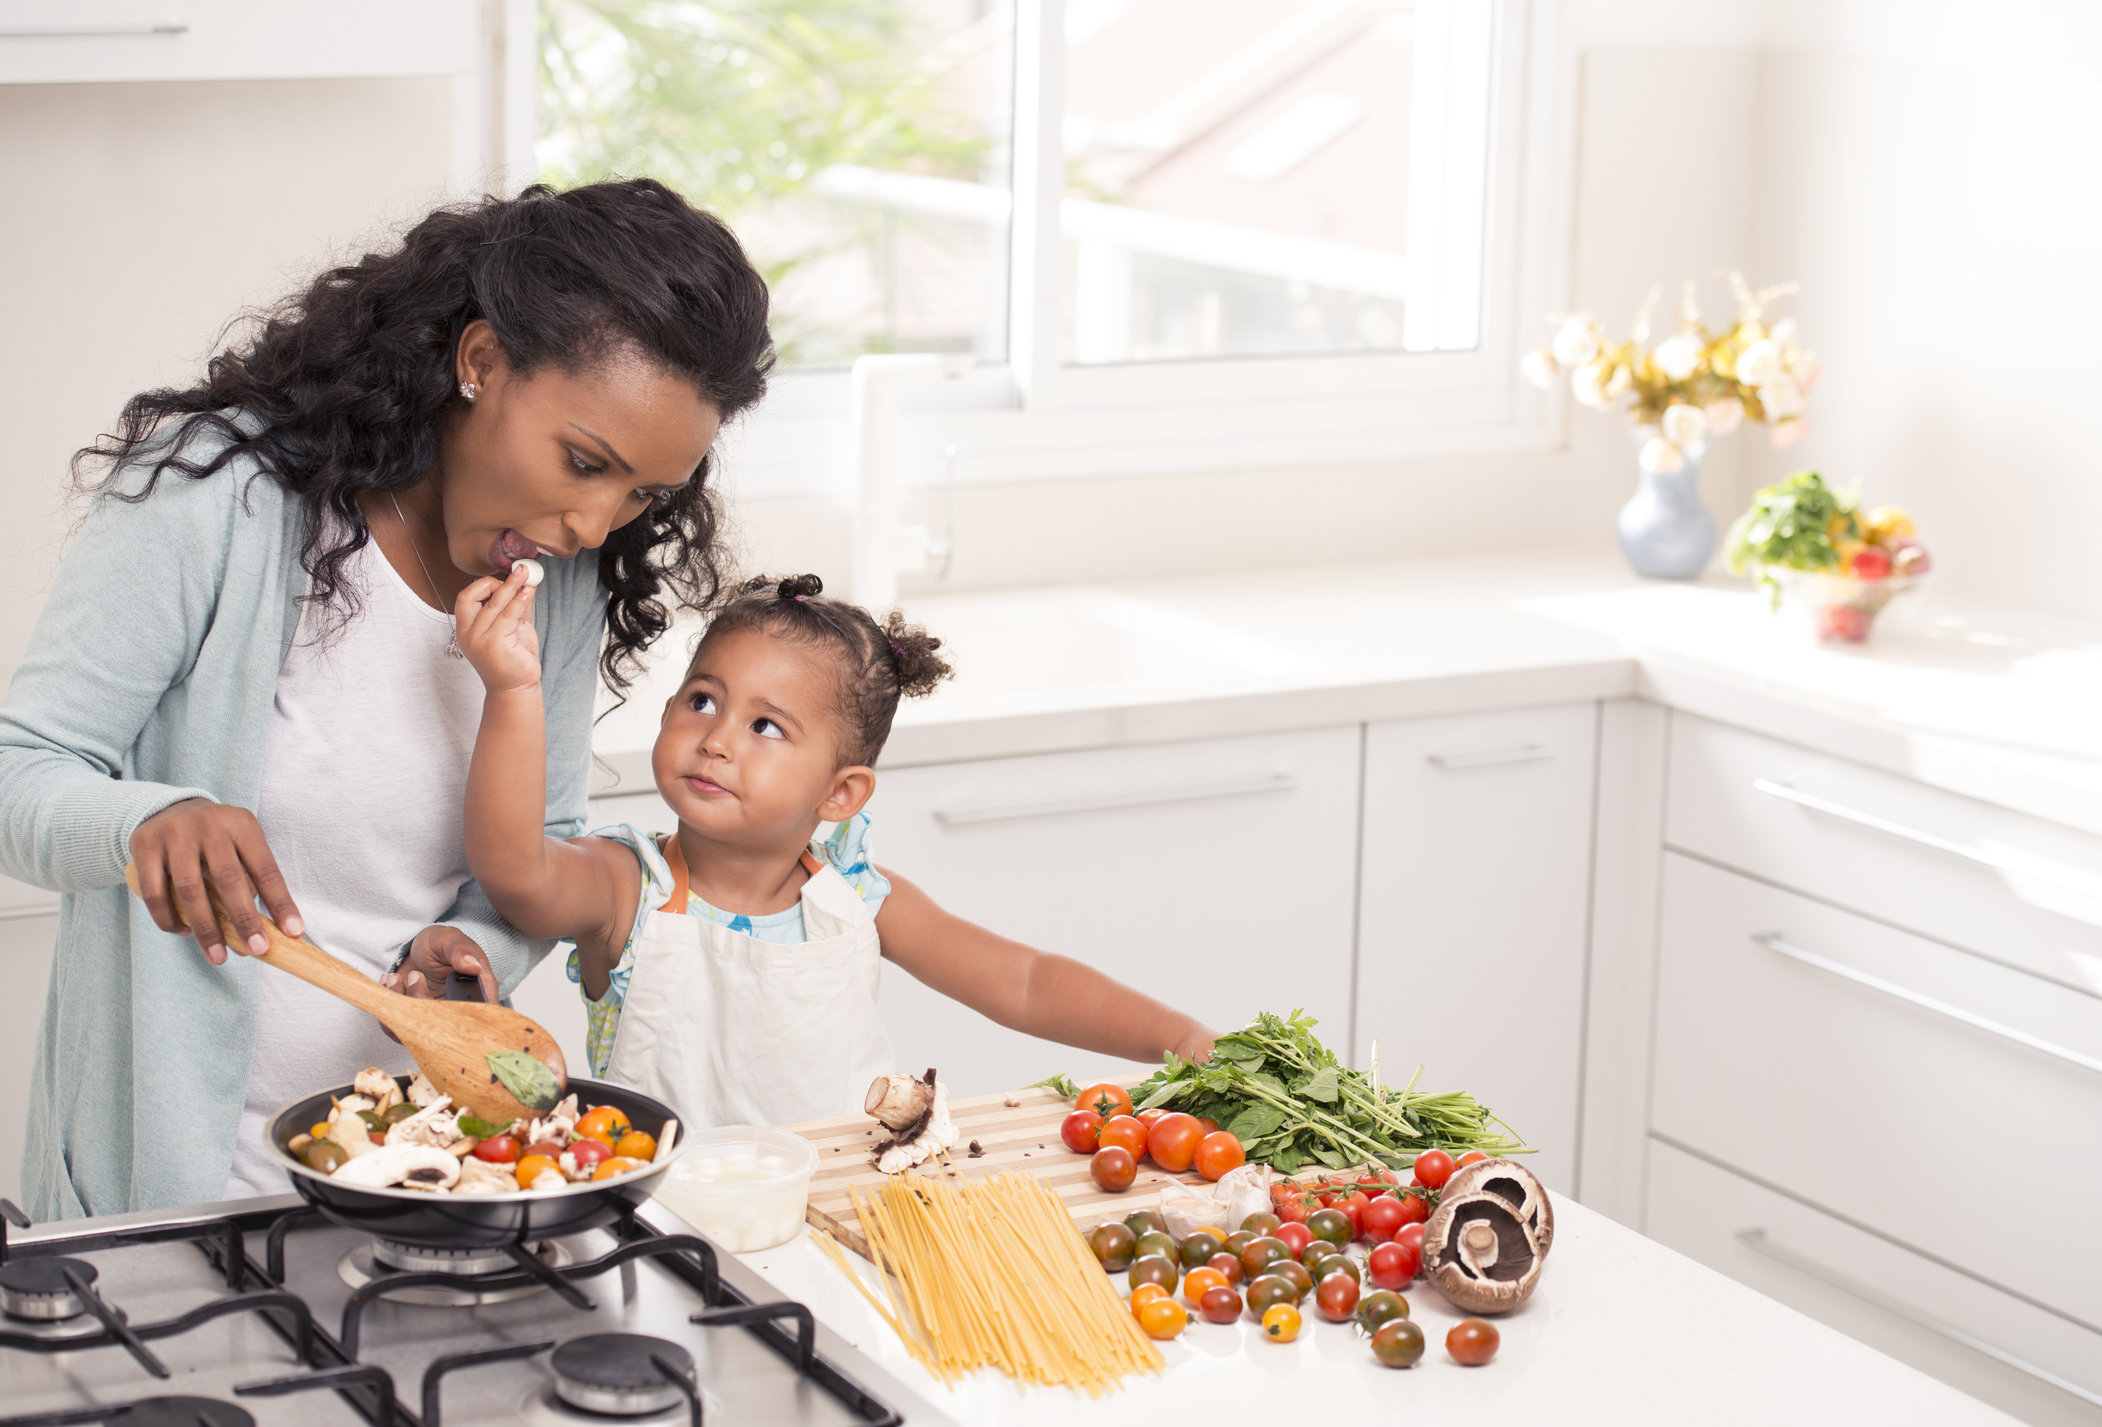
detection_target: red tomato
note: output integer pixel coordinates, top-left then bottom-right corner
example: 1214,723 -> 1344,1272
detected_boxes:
1060,1110 -> 1104,1154
1099,1115 -> 1149,1158
1393,1193 -> 1430,1228
524,1141 -> 566,1162
1196,1117 -> 1221,1135
1146,1113 -> 1205,1173
1335,1192 -> 1370,1240
1205,1251 -> 1244,1287
471,1134 -> 521,1164
1394,1223 -> 1426,1266
1850,545 -> 1892,581
1315,1270 -> 1361,1323
1315,1191 -> 1336,1208
1456,1150 -> 1489,1169
1447,1317 -> 1500,1366
1276,1196 -> 1312,1227
1076,1083 -> 1134,1121
1360,1194 -> 1406,1244
1198,1285 -> 1244,1324
1368,1238 -> 1419,1289
1193,1130 -> 1245,1182
1137,1108 -> 1168,1133
1274,1222 -> 1316,1259
1358,1169 -> 1400,1190
1091,1146 -> 1138,1192
568,1138 -> 612,1170
1413,1149 -> 1456,1191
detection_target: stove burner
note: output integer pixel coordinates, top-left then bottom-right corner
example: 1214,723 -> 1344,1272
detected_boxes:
107,1397 -> 255,1427
0,1255 -> 97,1321
337,1238 -> 572,1306
552,1334 -> 695,1417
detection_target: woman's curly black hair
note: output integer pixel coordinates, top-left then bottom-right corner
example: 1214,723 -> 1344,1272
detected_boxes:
72,178 -> 774,691
699,574 -> 952,766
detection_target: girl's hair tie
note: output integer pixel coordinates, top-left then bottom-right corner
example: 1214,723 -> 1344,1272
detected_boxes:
795,594 -> 807,601
890,641 -> 904,656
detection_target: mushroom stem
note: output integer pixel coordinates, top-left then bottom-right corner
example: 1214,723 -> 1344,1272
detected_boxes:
865,1073 -> 936,1132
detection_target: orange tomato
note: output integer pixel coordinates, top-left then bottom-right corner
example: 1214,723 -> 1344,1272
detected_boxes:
593,1156 -> 647,1181
1196,1117 -> 1222,1135
1098,1115 -> 1149,1158
1194,1130 -> 1246,1182
514,1154 -> 559,1187
574,1106 -> 632,1148
1075,1082 -> 1135,1121
613,1130 -> 658,1162
1136,1108 -> 1168,1134
1261,1303 -> 1302,1342
1181,1266 -> 1228,1306
1136,1297 -> 1187,1340
1147,1112 -> 1205,1173
1129,1283 -> 1171,1317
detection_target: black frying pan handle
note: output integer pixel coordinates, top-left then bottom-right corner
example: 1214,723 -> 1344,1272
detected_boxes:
444,972 -> 489,1003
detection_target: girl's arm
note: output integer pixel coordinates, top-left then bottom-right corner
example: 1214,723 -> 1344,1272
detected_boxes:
455,571 -> 636,978
874,869 -> 1215,1065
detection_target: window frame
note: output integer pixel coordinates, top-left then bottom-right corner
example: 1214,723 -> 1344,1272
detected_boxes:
709,0 -> 1577,499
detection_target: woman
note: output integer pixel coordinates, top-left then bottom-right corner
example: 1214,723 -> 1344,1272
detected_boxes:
0,179 -> 773,1219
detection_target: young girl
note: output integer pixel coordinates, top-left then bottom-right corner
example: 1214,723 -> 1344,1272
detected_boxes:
455,570 -> 1215,1126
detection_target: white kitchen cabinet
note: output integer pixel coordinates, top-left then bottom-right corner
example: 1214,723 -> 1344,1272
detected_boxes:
0,1 -> 477,84
862,727 -> 1363,1098
1355,702 -> 1598,1194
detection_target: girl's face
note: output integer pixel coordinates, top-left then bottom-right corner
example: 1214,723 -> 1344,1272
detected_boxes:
439,320 -> 721,575
653,627 -> 875,851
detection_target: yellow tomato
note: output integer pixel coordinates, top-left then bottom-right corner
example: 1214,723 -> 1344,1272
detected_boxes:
575,1106 -> 632,1148
1182,1267 -> 1228,1307
1129,1283 -> 1171,1318
310,1122 -> 331,1139
514,1154 -> 558,1187
1261,1303 -> 1303,1342
614,1130 -> 658,1162
1136,1297 -> 1187,1340
592,1156 -> 647,1181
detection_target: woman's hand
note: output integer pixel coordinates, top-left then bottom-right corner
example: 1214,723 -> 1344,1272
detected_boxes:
453,566 -> 541,694
130,798 -> 304,965
380,924 -> 499,1004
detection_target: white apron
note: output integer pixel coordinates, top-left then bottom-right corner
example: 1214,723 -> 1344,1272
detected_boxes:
603,839 -> 896,1128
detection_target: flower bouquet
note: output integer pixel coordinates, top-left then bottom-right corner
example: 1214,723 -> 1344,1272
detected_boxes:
1726,471 -> 1931,643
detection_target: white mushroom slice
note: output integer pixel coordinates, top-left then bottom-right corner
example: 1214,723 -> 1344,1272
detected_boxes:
865,1074 -> 935,1132
353,1068 -> 402,1113
926,1080 -> 960,1152
328,1109 -> 380,1159
454,1158 -> 519,1195
526,1095 -> 579,1148
527,1167 -> 568,1193
331,1143 -> 463,1190
384,1097 -> 461,1149
333,1094 -> 376,1117
406,1073 -> 443,1108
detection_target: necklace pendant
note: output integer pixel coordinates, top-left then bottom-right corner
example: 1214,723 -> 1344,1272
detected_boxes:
446,627 -> 465,660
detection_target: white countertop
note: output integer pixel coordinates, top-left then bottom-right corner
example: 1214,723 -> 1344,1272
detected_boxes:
592,554 -> 2102,837
730,1196 -> 2015,1426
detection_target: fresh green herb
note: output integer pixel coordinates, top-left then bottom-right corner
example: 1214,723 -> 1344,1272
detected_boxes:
1127,1010 -> 1525,1173
457,1115 -> 514,1140
1027,1073 -> 1082,1100
486,1051 -> 562,1112
1727,470 -> 1859,604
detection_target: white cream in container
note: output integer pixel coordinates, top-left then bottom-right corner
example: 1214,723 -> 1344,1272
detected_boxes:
650,1125 -> 816,1253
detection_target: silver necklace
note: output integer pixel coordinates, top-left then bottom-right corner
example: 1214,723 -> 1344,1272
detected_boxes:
389,491 -> 465,659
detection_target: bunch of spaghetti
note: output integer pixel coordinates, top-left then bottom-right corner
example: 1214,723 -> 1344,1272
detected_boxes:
813,1171 -> 1163,1394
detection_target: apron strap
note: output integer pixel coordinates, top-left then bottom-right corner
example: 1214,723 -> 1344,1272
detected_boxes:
658,834 -> 825,914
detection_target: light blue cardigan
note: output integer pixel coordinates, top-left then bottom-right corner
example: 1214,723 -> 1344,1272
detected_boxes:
0,429 -> 605,1219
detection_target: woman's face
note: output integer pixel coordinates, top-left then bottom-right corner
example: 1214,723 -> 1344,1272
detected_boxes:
439,321 -> 722,575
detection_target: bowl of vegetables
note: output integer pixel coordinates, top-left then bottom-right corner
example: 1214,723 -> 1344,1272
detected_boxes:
1726,471 -> 1930,643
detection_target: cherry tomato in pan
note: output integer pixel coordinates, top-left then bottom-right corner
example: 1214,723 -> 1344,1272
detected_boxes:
1146,1113 -> 1205,1173
1315,1270 -> 1360,1322
1413,1148 -> 1456,1191
1193,1130 -> 1245,1182
1060,1110 -> 1104,1154
1447,1317 -> 1500,1365
574,1106 -> 631,1148
614,1131 -> 658,1162
1091,1146 -> 1138,1193
1274,1222 -> 1315,1260
1199,1285 -> 1244,1324
1075,1083 -> 1134,1122
567,1138 -> 612,1170
1098,1116 -> 1149,1159
523,1140 -> 566,1163
1371,1318 -> 1426,1368
471,1135 -> 521,1164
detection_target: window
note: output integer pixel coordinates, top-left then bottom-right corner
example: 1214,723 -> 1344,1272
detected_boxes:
534,0 -> 1572,494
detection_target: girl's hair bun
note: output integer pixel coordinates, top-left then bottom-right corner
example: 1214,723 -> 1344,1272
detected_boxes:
882,610 -> 953,699
776,573 -> 824,600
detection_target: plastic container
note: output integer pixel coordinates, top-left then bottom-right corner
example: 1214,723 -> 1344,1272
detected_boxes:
650,1125 -> 817,1253
1767,566 -> 1927,644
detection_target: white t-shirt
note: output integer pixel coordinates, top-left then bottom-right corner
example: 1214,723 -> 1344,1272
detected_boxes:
222,537 -> 486,1199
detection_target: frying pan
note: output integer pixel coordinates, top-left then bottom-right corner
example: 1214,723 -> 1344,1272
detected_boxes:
267,1075 -> 686,1248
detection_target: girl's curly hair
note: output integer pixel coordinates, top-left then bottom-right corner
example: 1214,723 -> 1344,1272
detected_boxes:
72,178 -> 774,691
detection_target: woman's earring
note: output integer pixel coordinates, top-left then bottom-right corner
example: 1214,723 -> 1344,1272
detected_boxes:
459,382 -> 478,401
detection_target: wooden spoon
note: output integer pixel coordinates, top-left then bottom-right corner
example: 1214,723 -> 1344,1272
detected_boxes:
125,864 -> 568,1124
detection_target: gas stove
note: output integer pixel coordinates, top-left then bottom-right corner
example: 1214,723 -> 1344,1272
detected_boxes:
0,1193 -> 948,1427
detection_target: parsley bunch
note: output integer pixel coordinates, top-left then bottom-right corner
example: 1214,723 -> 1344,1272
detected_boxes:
1726,470 -> 1861,602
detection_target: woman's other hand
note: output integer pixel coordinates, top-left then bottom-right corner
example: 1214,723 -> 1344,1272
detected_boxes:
453,566 -> 541,694
129,798 -> 304,965
381,924 -> 499,1004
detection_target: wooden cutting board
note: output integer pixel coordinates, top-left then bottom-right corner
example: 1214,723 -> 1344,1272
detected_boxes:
781,1085 -> 1212,1260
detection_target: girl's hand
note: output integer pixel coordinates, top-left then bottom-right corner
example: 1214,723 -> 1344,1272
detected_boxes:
130,798 -> 305,965
1171,1027 -> 1217,1066
453,565 -> 541,693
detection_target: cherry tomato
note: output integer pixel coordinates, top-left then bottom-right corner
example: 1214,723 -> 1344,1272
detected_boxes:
1356,1289 -> 1410,1335
1456,1150 -> 1489,1170
1358,1169 -> 1401,1190
1129,1282 -> 1170,1316
1360,1194 -> 1406,1244
1137,1297 -> 1187,1340
1223,1230 -> 1258,1257
523,1140 -> 566,1163
1193,1130 -> 1245,1182
1315,1270 -> 1360,1322
471,1135 -> 521,1164
1299,1239 -> 1341,1274
1261,1303 -> 1302,1342
1076,1082 -> 1134,1122
1134,1231 -> 1179,1264
1368,1238 -> 1419,1290
1127,1254 -> 1178,1294
574,1106 -> 631,1148
1305,1207 -> 1352,1247
593,1157 -> 646,1180
568,1138 -> 612,1170
1239,1211 -> 1282,1237
1195,1117 -> 1222,1135
303,1141 -> 347,1174
1272,1259 -> 1315,1301
1091,1145 -> 1138,1192
1371,1317 -> 1426,1368
1274,1222 -> 1316,1260
1098,1116 -> 1149,1158
1245,1274 -> 1296,1318
1199,1284 -> 1243,1324
1392,1192 -> 1430,1228
1178,1229 -> 1225,1268
1124,1209 -> 1167,1238
514,1154 -> 558,1186
1136,1108 -> 1168,1137
1147,1112 -> 1205,1173
1276,1196 -> 1313,1227
1395,1223 -> 1426,1263
1335,1192 -> 1370,1239
1182,1266 -> 1228,1306
1205,1250 -> 1244,1287
1089,1222 -> 1137,1272
1413,1149 -> 1456,1190
1239,1236 -> 1291,1280
1447,1317 -> 1500,1365
613,1131 -> 658,1162
1060,1110 -> 1104,1154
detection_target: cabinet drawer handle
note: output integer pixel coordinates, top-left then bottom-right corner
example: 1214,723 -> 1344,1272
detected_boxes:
1426,744 -> 1552,770
1735,1229 -> 2102,1408
0,23 -> 190,37
1754,933 -> 2102,1077
1751,779 -> 2102,901
932,773 -> 1297,827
